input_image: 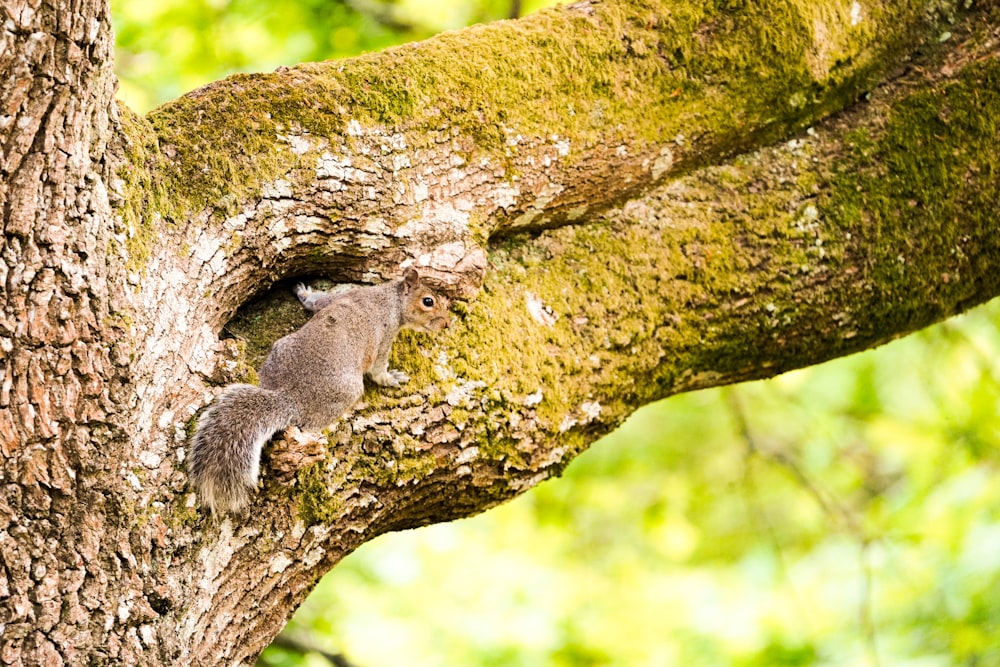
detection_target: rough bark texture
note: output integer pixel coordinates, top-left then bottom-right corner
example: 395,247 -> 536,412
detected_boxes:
1,0 -> 999,664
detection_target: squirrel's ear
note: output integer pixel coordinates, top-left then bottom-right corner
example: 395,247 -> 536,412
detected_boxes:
402,267 -> 420,293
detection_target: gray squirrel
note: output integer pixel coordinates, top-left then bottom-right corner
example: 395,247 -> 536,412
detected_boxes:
189,267 -> 451,515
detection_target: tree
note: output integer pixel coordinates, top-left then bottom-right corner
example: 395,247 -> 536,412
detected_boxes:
1,0 -> 998,663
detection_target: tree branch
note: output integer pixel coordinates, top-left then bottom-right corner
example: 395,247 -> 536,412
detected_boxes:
185,30 -> 1000,664
105,5 -> 1000,663
3,0 -> 996,664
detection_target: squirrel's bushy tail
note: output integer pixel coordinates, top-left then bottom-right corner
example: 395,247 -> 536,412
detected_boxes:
189,384 -> 299,515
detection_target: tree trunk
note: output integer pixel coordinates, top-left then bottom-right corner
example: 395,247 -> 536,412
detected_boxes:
1,0 -> 998,663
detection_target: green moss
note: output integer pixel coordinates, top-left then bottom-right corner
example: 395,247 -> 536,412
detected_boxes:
384,328 -> 444,392
295,460 -> 344,526
116,106 -> 174,273
823,58 -> 1000,332
295,436 -> 440,527
226,338 -> 260,386
170,499 -> 202,529
388,443 -> 439,485
447,406 -> 470,428
447,173 -> 803,411
183,414 -> 199,442
399,454 -> 437,482
139,0 -> 957,239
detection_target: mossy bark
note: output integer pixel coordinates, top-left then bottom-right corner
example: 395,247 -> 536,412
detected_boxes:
2,0 -> 999,664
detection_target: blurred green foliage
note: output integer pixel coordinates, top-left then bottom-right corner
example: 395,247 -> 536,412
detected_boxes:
111,2 -> 1000,665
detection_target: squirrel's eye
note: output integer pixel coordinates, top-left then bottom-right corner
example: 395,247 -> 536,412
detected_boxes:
422,296 -> 435,307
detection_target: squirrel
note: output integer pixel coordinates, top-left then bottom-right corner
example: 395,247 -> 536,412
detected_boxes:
189,267 -> 451,515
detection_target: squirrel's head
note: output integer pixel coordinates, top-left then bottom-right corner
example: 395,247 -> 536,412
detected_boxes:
400,267 -> 452,333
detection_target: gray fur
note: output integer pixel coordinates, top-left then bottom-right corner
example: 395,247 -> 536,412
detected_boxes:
189,384 -> 299,515
189,268 -> 450,515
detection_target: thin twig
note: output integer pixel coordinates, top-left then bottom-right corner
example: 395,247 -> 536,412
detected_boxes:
859,540 -> 881,667
260,634 -> 360,667
728,389 -> 809,617
726,387 -> 880,666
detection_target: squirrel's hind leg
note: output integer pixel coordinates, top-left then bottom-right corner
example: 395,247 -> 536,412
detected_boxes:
295,373 -> 365,431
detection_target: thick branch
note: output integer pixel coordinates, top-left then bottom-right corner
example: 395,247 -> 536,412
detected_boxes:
144,0 -> 956,244
160,12 -> 1000,665
1,0 -> 994,665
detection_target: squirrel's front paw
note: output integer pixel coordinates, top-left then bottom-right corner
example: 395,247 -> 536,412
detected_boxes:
372,369 -> 410,388
388,369 -> 410,385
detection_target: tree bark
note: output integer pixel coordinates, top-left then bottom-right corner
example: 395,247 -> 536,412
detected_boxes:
1,0 -> 998,664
